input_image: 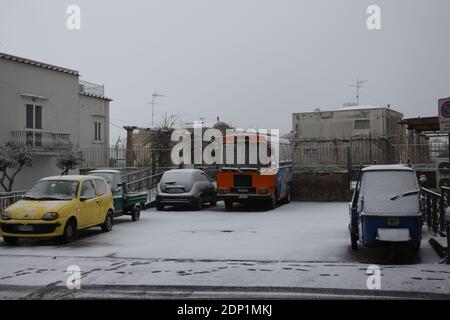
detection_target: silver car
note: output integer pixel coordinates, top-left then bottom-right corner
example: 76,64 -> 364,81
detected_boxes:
156,169 -> 217,211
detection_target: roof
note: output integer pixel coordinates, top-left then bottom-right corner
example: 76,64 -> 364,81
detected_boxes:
80,91 -> 113,102
362,164 -> 414,172
0,52 -> 79,75
399,116 -> 439,132
295,105 -> 401,115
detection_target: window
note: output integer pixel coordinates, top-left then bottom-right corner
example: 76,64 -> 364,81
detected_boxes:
80,180 -> 97,199
93,178 -> 108,196
354,119 -> 370,129
94,121 -> 102,141
26,104 -> 43,129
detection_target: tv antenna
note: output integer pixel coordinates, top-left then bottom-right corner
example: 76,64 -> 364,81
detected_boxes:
348,77 -> 367,105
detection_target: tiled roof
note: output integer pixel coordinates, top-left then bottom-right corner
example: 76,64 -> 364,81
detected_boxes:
0,52 -> 79,75
80,91 -> 113,102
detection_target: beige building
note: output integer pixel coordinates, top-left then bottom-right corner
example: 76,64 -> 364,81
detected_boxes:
292,105 -> 404,167
0,52 -> 112,190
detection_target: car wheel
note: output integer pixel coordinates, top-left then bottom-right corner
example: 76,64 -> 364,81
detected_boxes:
210,196 -> 217,207
225,200 -> 233,211
3,236 -> 19,246
131,206 -> 141,222
350,232 -> 358,251
101,212 -> 114,232
195,196 -> 203,211
156,203 -> 165,211
59,219 -> 77,244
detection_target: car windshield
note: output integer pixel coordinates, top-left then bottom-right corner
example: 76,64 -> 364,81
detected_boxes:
361,170 -> 419,215
24,180 -> 79,201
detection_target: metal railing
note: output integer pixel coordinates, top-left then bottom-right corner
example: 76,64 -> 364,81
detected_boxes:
79,80 -> 105,97
10,130 -> 72,151
292,140 -> 448,171
420,187 -> 448,237
0,191 -> 26,212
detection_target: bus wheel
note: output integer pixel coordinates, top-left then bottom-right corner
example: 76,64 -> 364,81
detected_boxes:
225,200 -> 233,211
285,186 -> 291,204
350,232 -> 358,251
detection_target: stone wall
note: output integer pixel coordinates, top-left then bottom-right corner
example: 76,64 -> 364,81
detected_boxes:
292,172 -> 350,202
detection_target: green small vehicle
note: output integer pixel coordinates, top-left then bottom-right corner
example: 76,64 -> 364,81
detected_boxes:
87,170 -> 147,221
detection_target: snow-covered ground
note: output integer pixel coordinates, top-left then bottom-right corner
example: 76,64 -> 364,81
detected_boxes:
0,202 -> 448,299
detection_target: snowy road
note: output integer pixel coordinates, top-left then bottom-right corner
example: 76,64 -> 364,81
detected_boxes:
0,202 -> 449,299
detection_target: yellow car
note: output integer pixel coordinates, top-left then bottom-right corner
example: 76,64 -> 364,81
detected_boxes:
0,175 -> 114,245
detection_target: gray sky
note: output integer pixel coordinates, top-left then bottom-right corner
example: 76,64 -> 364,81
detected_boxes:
1,0 -> 449,143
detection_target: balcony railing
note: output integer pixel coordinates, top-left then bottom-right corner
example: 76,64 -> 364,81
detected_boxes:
10,130 -> 72,151
79,80 -> 105,97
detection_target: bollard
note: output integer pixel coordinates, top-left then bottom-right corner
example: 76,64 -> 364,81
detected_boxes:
445,207 -> 450,264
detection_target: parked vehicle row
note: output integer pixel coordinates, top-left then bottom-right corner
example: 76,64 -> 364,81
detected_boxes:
0,164 -> 427,253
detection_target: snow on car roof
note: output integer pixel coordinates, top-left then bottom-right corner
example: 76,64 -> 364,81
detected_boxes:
88,169 -> 121,174
40,175 -> 92,181
362,164 -> 414,172
165,169 -> 202,173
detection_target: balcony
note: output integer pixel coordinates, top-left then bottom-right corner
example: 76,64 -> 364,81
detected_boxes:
9,130 -> 72,151
79,80 -> 104,97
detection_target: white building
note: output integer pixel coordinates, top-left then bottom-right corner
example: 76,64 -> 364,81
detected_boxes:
0,52 -> 112,190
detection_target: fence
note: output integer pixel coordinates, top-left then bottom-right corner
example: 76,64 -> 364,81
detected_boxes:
80,146 -> 175,170
294,139 -> 448,170
420,187 -> 449,237
0,191 -> 27,212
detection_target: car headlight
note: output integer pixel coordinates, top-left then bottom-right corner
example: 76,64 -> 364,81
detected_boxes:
258,188 -> 269,194
1,212 -> 12,220
42,212 -> 59,221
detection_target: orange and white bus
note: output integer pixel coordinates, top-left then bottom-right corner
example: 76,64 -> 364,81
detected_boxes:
216,132 -> 293,210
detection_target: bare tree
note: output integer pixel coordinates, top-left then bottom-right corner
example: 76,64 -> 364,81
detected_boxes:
0,144 -> 35,192
142,113 -> 178,171
56,145 -> 84,175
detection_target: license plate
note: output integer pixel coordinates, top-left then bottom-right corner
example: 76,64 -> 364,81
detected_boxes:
17,225 -> 34,232
238,195 -> 248,199
388,218 -> 400,227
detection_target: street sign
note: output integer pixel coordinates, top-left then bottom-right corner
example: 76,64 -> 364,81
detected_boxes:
438,98 -> 450,133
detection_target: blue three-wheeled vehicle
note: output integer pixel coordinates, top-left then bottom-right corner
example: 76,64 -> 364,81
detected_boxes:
349,165 -> 422,251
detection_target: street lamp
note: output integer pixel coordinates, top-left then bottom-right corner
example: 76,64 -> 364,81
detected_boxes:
149,92 -> 165,127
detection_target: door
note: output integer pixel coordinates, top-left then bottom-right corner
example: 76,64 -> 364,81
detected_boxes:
200,172 -> 215,202
93,178 -> 111,223
78,179 -> 100,228
25,104 -> 43,147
